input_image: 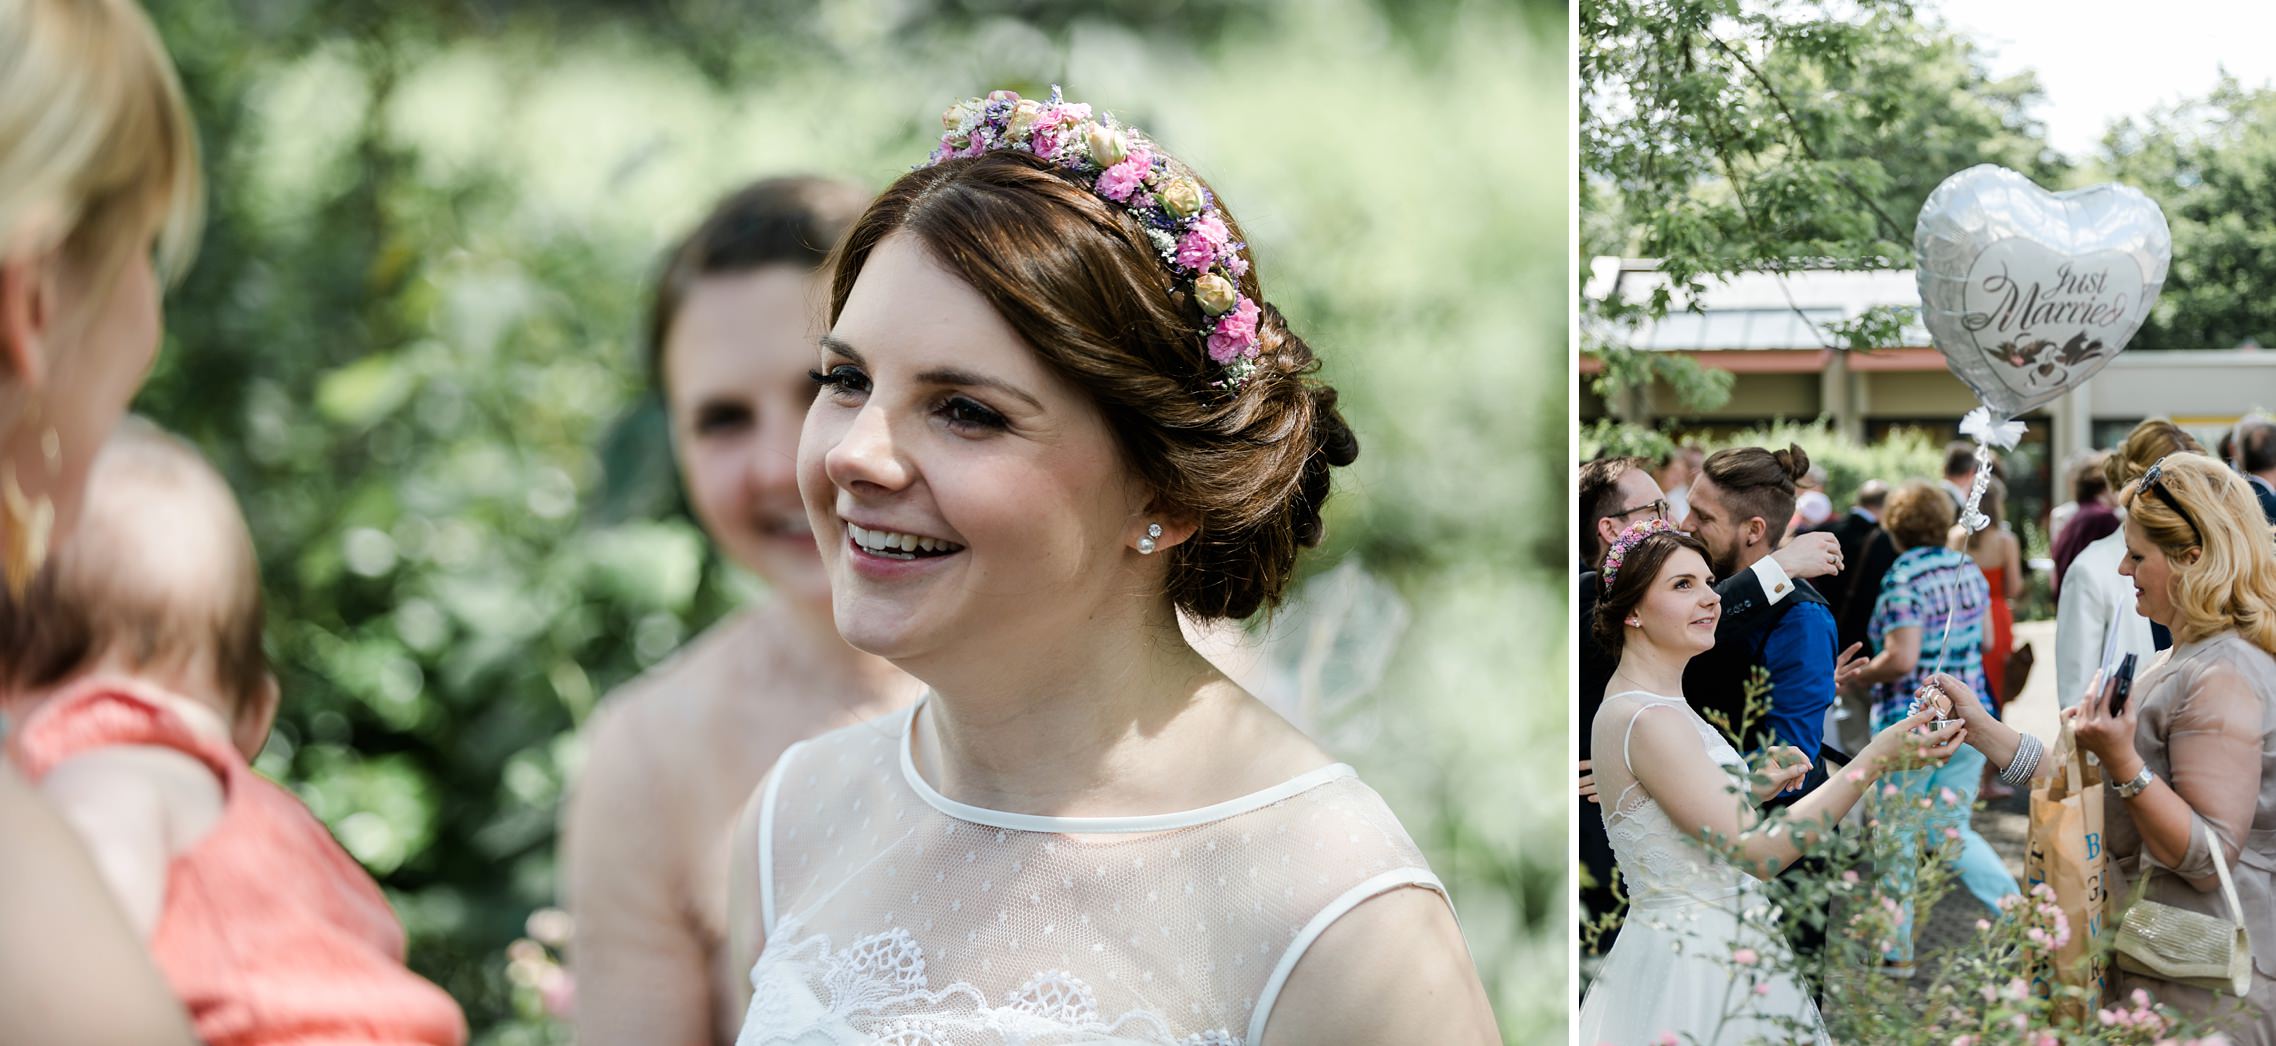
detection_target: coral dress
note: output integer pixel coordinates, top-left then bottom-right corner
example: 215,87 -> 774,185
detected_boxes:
1982,561 -> 2013,713
10,678 -> 467,1046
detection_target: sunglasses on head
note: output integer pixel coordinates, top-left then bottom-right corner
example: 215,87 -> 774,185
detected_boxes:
2140,456 -> 2204,547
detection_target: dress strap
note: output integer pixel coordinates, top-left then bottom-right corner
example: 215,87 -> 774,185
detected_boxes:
1612,699 -> 1680,813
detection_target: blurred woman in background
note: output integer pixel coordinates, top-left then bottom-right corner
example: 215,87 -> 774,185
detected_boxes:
1837,480 -> 2019,975
559,176 -> 923,1045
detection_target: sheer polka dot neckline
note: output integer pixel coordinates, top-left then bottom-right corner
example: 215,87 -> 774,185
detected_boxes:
896,699 -> 1356,835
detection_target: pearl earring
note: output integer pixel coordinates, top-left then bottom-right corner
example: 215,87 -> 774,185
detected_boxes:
1138,522 -> 1162,555
1625,617 -> 1640,628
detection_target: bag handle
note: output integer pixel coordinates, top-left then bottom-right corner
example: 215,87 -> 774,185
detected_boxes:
2049,719 -> 2084,800
2200,819 -> 2248,933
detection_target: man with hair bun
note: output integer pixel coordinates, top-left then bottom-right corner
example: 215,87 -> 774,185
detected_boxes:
1680,443 -> 1840,795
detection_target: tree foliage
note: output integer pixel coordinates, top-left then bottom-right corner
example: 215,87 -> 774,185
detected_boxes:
2102,76 -> 2276,350
1580,0 -> 2063,428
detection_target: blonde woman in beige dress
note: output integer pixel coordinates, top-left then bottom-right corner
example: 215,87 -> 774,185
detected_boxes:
1932,452 -> 2276,1042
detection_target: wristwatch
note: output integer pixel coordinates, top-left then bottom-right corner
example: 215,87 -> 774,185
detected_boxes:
2114,765 -> 2157,799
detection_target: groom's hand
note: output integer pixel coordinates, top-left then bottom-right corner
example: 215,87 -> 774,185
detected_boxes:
1578,760 -> 1597,804
1771,530 -> 1843,580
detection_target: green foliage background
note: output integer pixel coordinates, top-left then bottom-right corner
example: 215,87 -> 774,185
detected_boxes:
131,0 -> 1566,1040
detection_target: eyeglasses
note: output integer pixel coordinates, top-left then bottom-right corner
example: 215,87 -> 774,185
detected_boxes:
2140,457 -> 2204,547
1609,498 -> 1670,522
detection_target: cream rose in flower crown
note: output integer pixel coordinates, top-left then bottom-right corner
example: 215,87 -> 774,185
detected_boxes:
928,86 -> 1264,389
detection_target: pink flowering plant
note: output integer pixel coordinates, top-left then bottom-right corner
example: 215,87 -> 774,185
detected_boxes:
1584,671 -> 2227,1045
501,906 -> 575,1040
930,87 -> 1264,389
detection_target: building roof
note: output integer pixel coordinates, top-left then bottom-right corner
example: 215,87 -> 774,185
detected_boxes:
1585,258 -> 1930,352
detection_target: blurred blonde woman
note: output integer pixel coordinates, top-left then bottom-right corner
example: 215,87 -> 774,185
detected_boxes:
0,0 -> 205,1042
1935,452 -> 2276,1040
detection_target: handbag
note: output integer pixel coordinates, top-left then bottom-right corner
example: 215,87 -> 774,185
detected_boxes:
2113,819 -> 2253,996
2003,642 -> 2036,702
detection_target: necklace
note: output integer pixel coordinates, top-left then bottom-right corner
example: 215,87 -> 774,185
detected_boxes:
1606,667 -> 1679,700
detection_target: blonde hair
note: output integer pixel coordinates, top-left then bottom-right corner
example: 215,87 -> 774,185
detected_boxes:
2103,417 -> 2204,494
0,0 -> 203,287
2122,452 -> 2276,656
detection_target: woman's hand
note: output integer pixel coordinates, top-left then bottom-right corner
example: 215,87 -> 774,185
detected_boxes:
1921,673 -> 1993,735
1750,745 -> 1812,802
2072,670 -> 2145,780
1835,642 -> 1870,698
1857,709 -> 1966,780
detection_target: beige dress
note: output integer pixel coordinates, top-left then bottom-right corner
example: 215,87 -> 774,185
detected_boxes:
560,608 -> 912,1045
2106,632 -> 2276,1042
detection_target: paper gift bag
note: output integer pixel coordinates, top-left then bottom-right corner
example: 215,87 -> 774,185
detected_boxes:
2024,722 -> 2108,1021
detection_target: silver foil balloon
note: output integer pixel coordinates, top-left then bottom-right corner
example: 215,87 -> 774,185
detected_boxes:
1914,164 -> 2171,420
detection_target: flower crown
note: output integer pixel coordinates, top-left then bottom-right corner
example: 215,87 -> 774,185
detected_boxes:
1601,517 -> 1678,587
928,87 -> 1263,390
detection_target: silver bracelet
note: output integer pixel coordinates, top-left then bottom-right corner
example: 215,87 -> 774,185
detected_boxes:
1998,732 -> 2043,787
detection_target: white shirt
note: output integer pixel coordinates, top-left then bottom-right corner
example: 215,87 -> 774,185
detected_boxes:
2055,530 -> 2156,709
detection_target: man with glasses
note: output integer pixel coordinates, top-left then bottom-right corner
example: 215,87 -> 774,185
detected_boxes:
1574,454 -> 1842,957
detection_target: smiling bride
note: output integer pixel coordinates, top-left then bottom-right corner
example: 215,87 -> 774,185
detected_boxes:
721,89 -> 1499,1046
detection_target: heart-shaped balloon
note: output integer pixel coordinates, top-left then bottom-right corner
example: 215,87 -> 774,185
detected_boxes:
1914,164 -> 2171,420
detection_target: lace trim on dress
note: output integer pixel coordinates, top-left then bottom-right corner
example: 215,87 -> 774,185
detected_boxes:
745,924 -> 1244,1045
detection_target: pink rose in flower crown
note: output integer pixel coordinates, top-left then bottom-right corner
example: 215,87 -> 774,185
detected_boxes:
1096,155 -> 1149,202
1206,297 -> 1260,363
1176,216 -> 1231,273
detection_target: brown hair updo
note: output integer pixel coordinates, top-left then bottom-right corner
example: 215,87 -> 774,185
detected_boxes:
2104,417 -> 2205,494
1592,527 -> 1711,658
829,149 -> 1355,621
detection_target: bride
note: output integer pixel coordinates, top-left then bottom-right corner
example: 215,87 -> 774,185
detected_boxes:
1577,519 -> 1963,1044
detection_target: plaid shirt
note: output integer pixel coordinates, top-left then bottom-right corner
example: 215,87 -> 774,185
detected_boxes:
1867,545 -> 1991,729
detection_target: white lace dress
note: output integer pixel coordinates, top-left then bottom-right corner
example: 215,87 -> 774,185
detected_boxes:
735,703 -> 1445,1045
1576,690 -> 1829,1045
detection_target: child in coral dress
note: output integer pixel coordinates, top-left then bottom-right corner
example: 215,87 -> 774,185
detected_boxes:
2,419 -> 466,1046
